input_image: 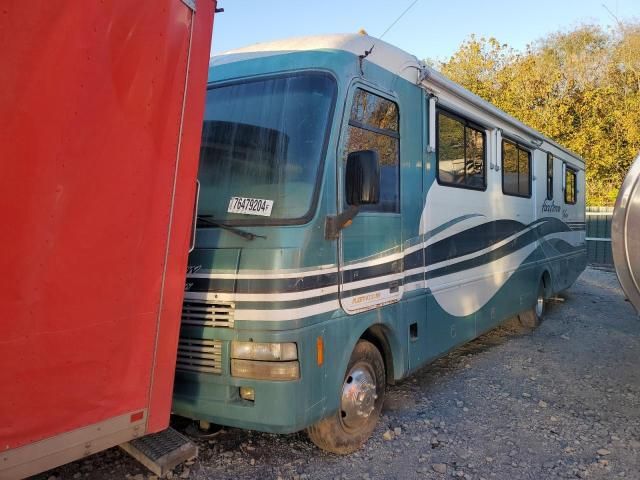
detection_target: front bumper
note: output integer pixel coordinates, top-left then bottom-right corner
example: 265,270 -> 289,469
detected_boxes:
172,334 -> 328,434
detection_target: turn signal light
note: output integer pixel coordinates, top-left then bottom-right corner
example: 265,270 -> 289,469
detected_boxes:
316,336 -> 324,366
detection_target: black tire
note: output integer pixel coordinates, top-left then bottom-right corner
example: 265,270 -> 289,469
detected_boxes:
519,280 -> 545,328
307,340 -> 385,454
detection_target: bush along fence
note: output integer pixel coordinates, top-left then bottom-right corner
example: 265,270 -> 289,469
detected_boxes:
586,206 -> 613,266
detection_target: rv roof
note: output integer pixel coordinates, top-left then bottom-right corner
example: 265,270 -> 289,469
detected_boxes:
212,34 -> 584,164
211,33 -> 419,80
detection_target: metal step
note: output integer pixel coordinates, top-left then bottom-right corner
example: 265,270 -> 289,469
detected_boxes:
120,427 -> 197,477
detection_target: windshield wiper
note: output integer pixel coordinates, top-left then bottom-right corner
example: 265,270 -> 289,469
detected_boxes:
196,215 -> 266,241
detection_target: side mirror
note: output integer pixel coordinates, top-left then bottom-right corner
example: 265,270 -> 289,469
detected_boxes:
324,150 -> 381,240
346,150 -> 380,206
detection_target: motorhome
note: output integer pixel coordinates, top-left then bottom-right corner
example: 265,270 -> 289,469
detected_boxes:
172,33 -> 587,453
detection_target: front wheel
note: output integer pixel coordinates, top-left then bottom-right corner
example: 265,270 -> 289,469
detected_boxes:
306,340 -> 385,454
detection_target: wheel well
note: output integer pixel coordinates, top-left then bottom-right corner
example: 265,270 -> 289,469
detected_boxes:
360,325 -> 395,385
541,270 -> 552,298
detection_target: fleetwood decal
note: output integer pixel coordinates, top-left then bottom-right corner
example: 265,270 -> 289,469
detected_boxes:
541,199 -> 561,213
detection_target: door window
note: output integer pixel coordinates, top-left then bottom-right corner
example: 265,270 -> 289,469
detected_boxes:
344,89 -> 400,213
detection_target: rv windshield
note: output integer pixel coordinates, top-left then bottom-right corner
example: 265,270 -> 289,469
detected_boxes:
197,72 -> 337,224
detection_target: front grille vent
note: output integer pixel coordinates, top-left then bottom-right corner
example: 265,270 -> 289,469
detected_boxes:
181,299 -> 234,328
176,338 -> 223,374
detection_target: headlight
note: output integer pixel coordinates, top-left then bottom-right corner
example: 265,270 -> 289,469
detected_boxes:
231,359 -> 300,381
230,342 -> 299,380
231,341 -> 297,361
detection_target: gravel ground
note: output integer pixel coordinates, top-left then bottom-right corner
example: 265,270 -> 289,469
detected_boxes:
37,267 -> 640,480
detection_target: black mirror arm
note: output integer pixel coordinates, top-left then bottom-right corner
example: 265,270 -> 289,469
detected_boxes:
324,205 -> 360,240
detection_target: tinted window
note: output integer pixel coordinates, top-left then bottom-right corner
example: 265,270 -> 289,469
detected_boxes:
197,73 -> 336,224
547,153 -> 554,200
350,89 -> 399,131
437,110 -> 485,189
565,166 -> 577,204
502,139 -> 531,197
345,89 -> 399,213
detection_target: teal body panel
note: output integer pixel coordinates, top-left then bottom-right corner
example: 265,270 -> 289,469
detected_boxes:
172,47 -> 587,433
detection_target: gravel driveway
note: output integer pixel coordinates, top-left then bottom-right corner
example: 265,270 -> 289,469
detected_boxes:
38,267 -> 640,480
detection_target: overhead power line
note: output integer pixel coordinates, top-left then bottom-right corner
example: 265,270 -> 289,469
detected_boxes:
379,0 -> 421,39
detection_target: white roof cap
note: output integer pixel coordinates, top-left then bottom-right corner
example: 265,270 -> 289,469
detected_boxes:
211,33 -> 422,82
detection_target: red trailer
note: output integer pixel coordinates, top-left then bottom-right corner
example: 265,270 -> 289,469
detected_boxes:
0,1 -> 216,477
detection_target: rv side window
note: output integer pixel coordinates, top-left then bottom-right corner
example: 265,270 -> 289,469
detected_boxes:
436,110 -> 486,190
547,153 -> 554,200
345,89 -> 400,213
565,166 -> 577,204
502,139 -> 531,197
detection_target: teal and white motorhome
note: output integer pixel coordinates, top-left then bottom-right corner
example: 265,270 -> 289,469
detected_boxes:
173,34 -> 587,453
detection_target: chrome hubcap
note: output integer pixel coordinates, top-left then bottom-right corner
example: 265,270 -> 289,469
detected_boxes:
536,295 -> 544,317
340,363 -> 377,431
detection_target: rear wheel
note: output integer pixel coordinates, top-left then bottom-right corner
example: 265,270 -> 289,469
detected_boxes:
307,340 -> 385,454
534,284 -> 545,320
519,280 -> 546,328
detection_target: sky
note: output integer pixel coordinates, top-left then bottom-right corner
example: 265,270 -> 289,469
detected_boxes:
211,0 -> 639,62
